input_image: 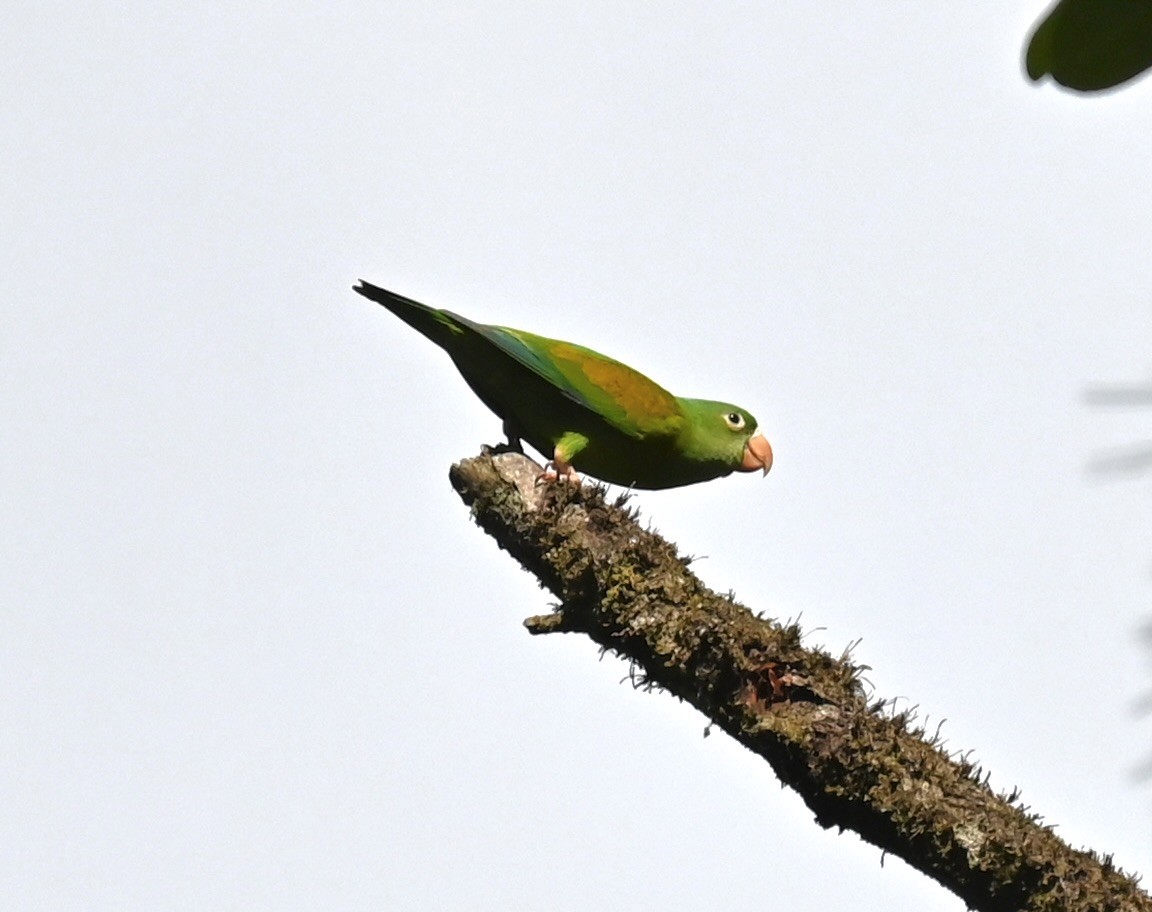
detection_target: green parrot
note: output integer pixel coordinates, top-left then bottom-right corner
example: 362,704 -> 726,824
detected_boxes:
353,280 -> 773,490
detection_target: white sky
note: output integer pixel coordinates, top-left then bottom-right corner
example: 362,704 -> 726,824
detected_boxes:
4,2 -> 1152,909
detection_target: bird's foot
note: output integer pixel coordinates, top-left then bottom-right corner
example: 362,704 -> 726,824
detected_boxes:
483,439 -> 524,456
483,423 -> 525,456
536,457 -> 581,487
500,422 -> 525,454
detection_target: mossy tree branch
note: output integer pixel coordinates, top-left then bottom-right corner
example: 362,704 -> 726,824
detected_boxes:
449,450 -> 1148,912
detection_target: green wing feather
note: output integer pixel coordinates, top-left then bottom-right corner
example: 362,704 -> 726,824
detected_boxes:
464,324 -> 682,438
354,281 -> 682,439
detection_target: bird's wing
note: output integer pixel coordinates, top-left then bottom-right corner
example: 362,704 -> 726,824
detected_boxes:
446,311 -> 683,438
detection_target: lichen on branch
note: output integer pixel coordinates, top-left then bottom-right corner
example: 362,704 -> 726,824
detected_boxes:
449,450 -> 1148,912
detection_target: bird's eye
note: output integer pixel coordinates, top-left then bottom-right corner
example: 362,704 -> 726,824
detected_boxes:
724,411 -> 745,430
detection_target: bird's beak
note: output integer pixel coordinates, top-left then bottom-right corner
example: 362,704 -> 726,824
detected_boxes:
739,433 -> 773,476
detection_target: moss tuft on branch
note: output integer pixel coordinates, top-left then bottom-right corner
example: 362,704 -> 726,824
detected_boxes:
449,450 -> 1149,912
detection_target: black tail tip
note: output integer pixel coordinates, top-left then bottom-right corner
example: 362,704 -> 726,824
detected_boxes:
353,279 -> 385,301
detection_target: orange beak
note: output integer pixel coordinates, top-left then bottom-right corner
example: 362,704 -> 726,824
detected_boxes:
739,433 -> 773,475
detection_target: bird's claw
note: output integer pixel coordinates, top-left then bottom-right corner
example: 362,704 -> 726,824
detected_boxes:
536,460 -> 581,487
483,440 -> 524,456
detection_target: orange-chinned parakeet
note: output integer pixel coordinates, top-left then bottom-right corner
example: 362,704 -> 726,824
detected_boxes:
353,281 -> 773,490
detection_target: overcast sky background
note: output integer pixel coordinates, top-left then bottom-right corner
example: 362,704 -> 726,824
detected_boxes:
4,2 -> 1152,909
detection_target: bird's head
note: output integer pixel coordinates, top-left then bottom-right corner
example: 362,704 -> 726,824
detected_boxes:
683,401 -> 773,477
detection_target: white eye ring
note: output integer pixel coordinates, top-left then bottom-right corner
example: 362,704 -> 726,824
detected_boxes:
724,411 -> 745,430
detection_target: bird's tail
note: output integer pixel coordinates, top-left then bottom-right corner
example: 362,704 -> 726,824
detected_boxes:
353,280 -> 461,349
